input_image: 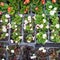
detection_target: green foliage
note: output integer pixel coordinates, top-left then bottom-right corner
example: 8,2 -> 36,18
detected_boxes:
26,34 -> 33,43
36,32 -> 47,44
11,14 -> 22,43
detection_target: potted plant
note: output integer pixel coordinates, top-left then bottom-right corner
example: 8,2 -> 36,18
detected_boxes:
0,13 -> 10,41
50,16 -> 60,43
11,14 -> 22,43
45,0 -> 60,43
23,15 -> 35,43
35,13 -> 48,44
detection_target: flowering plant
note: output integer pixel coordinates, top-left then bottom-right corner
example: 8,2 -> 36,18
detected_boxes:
20,0 -> 43,14
36,32 -> 47,44
0,13 -> 10,40
11,14 -> 22,43
0,2 -> 8,13
51,31 -> 60,43
46,1 -> 60,43
26,34 -> 34,43
24,15 -> 35,43
35,13 -> 48,44
0,0 -> 60,44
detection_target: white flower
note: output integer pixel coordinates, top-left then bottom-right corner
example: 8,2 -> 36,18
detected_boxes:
5,33 -> 9,36
28,20 -> 31,23
36,24 -> 40,29
5,14 -> 10,18
10,40 -> 14,43
42,49 -> 46,53
36,26 -> 39,29
19,14 -> 23,17
42,14 -> 45,17
49,5 -> 52,9
43,34 -> 47,39
39,24 -> 43,28
39,47 -> 44,51
52,29 -> 55,32
43,19 -> 46,23
6,46 -> 9,50
54,7 -> 57,11
39,47 -> 46,53
2,26 -> 7,32
33,36 -> 35,40
19,36 -> 23,39
24,20 -> 28,24
15,28 -> 17,31
46,25 -> 49,29
32,15 -> 36,20
15,33 -> 18,35
0,20 -> 3,22
24,25 -> 26,29
50,10 -> 56,16
7,23 -> 11,28
15,41 -> 18,43
28,16 -> 31,20
30,55 -> 36,59
29,24 -> 32,27
11,50 -> 14,53
55,24 -> 60,28
5,19 -> 8,22
36,33 -> 39,35
51,36 -> 54,39
15,25 -> 17,28
2,58 -> 5,60
27,40 -> 31,43
45,40 -> 48,43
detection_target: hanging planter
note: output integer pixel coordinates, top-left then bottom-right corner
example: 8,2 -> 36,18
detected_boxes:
11,14 -> 22,44
23,15 -> 35,43
46,1 -> 60,43
45,1 -> 57,15
35,14 -> 48,31
35,13 -> 48,44
0,13 -> 10,41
